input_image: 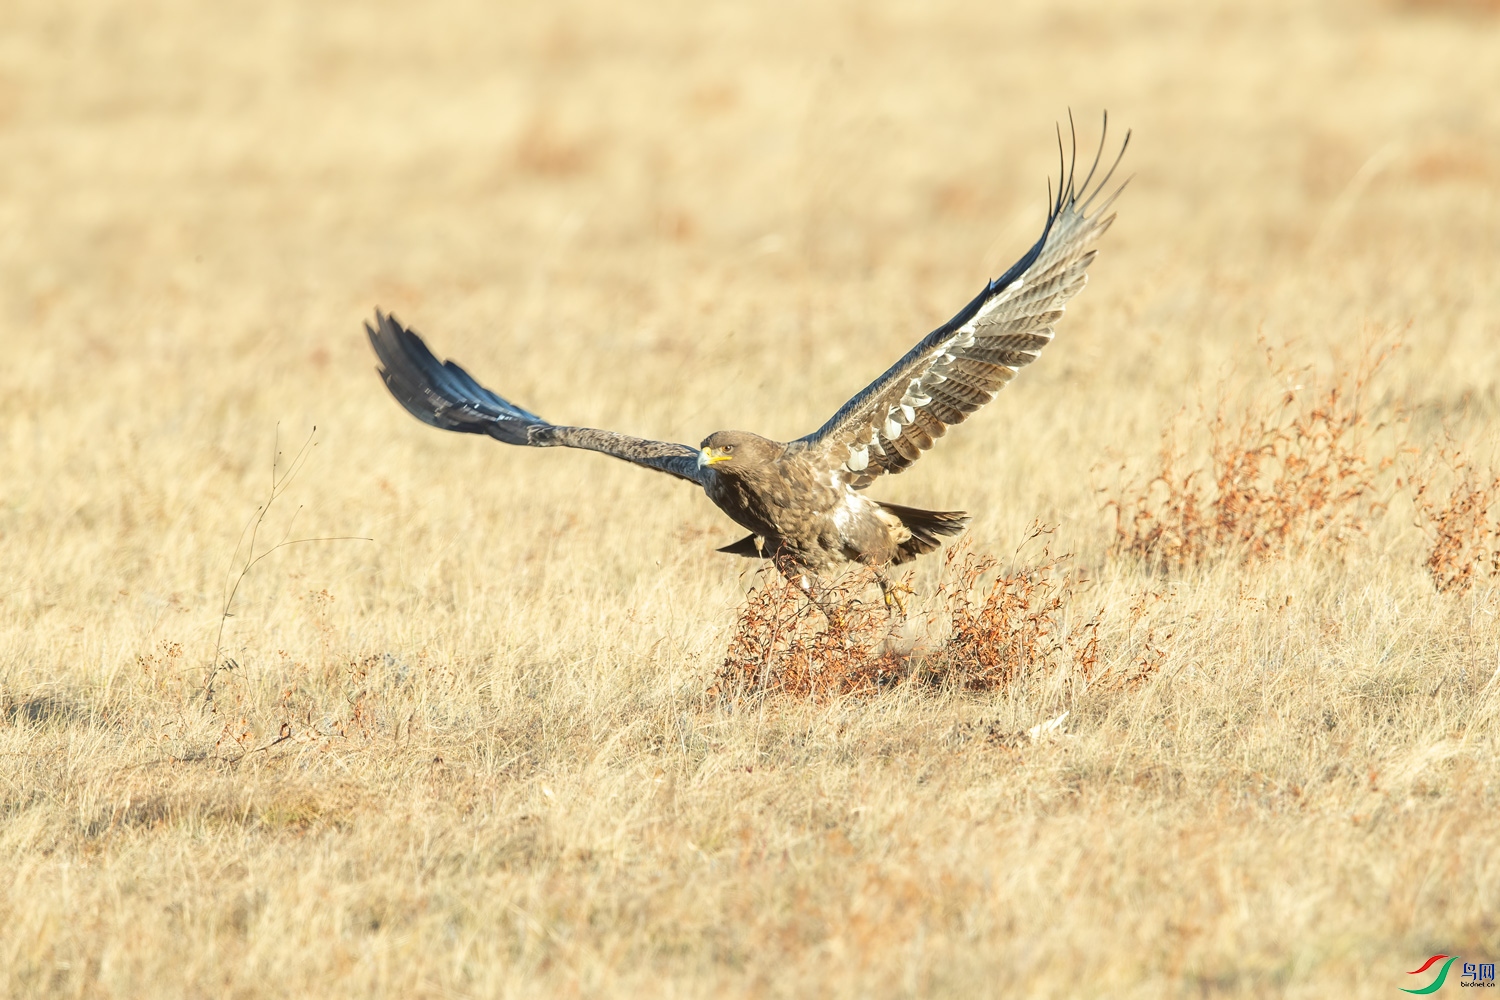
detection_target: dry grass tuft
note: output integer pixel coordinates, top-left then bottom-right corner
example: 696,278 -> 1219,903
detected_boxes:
1412,451 -> 1500,593
1109,345 -> 1398,570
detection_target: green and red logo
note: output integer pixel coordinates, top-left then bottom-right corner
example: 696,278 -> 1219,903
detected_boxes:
1403,955 -> 1495,993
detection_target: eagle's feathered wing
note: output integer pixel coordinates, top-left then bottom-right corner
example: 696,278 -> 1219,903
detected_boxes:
367,311 -> 708,485
797,117 -> 1130,487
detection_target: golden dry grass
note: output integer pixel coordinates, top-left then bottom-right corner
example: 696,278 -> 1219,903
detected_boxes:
3,0 -> 1500,996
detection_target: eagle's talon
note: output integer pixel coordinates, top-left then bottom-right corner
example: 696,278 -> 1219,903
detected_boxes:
879,578 -> 913,616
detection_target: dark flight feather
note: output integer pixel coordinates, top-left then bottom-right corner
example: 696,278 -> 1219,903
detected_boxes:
367,311 -> 706,484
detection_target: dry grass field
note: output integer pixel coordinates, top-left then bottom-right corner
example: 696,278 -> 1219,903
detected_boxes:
4,0 -> 1500,996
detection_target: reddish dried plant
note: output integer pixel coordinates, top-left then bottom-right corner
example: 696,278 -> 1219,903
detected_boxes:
713,534 -> 1109,701
1412,452 -> 1500,593
922,544 -> 1074,690
1095,590 -> 1172,693
711,569 -> 911,700
1109,344 -> 1396,569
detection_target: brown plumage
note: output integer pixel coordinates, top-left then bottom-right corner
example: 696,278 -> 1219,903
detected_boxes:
367,118 -> 1128,606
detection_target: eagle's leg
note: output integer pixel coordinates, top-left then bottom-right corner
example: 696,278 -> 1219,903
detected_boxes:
875,567 -> 913,618
772,554 -> 842,625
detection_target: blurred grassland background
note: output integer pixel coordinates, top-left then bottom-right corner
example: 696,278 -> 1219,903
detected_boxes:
2,0 -> 1500,996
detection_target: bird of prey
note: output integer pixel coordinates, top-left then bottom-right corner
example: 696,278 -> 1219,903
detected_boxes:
368,118 -> 1128,610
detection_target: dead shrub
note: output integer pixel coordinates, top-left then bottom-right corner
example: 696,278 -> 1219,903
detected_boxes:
921,543 -> 1078,691
1411,451 -> 1500,593
711,533 -> 1115,701
1108,343 -> 1397,570
711,568 -> 911,700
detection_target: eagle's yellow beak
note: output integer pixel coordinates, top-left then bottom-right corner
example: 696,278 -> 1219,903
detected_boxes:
698,447 -> 731,468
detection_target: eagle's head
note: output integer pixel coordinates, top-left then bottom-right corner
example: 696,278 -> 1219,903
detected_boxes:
697,430 -> 783,474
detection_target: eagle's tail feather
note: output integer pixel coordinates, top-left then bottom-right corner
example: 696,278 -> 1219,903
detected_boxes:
717,535 -> 766,558
878,503 -> 970,564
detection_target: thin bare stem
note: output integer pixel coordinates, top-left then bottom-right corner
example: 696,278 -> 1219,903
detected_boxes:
204,426 -> 373,706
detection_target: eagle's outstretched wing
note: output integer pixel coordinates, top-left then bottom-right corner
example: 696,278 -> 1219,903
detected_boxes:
797,115 -> 1129,488
367,311 -> 707,485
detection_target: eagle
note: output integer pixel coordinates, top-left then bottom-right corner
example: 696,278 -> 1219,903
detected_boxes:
368,119 -> 1128,610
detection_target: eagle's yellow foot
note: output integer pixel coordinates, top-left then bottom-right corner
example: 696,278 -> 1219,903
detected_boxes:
879,577 -> 913,616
